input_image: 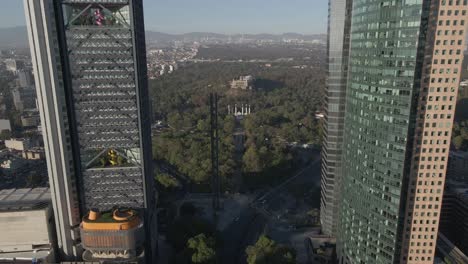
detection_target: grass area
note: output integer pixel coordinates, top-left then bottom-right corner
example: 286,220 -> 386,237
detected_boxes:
98,212 -> 115,222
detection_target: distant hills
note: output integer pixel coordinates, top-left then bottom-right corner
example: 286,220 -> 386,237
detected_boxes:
0,26 -> 326,49
145,31 -> 327,44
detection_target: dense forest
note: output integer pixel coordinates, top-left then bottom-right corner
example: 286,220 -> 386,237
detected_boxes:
149,61 -> 326,189
196,44 -> 325,63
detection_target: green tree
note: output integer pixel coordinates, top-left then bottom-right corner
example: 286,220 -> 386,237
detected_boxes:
168,112 -> 184,130
167,216 -> 214,251
453,135 -> 464,150
243,145 -> 262,173
148,60 -> 326,189
246,235 -> 296,264
223,115 -> 236,133
117,155 -> 126,166
155,173 -> 181,189
197,119 -> 209,132
0,130 -> 11,141
187,234 -> 216,264
460,126 -> 468,139
99,157 -> 108,167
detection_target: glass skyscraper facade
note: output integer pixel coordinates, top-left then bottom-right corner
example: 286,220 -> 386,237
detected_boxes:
338,0 -> 468,263
320,0 -> 353,236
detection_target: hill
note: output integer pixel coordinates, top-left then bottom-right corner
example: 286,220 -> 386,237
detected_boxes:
0,26 -> 325,48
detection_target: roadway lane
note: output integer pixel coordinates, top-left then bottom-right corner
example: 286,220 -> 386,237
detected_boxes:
220,207 -> 257,264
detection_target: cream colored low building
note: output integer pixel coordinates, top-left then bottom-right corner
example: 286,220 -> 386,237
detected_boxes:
0,188 -> 56,263
4,138 -> 33,151
22,147 -> 45,160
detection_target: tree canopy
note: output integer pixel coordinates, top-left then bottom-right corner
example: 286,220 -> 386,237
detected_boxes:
187,233 -> 217,264
150,60 -> 325,188
245,235 -> 296,264
452,121 -> 468,151
155,173 -> 181,189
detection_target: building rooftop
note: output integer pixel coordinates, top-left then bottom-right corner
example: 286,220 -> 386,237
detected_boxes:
0,250 -> 52,263
0,188 -> 50,212
437,233 -> 468,264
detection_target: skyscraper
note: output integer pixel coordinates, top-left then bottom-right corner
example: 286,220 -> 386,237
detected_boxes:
338,0 -> 468,263
24,0 -> 155,262
320,0 -> 353,237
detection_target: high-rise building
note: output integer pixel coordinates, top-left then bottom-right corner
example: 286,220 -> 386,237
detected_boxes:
337,1 -> 468,263
24,0 -> 155,262
12,87 -> 37,112
320,0 -> 353,237
4,59 -> 25,72
18,69 -> 34,88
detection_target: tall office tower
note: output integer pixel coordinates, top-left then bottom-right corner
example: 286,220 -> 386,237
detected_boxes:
24,0 -> 155,262
320,0 -> 353,237
338,0 -> 468,263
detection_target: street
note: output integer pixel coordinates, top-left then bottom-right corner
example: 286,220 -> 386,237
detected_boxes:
219,150 -> 322,264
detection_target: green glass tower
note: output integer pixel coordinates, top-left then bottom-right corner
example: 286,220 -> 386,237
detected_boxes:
338,0 -> 468,263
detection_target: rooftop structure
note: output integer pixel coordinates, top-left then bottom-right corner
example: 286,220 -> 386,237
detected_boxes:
22,147 -> 45,160
80,209 -> 145,262
0,188 -> 56,263
0,187 -> 50,211
4,138 -> 33,152
0,119 -> 11,133
436,233 -> 468,264
20,112 -> 41,128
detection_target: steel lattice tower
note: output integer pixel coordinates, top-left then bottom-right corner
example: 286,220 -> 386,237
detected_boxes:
24,0 -> 155,261
210,93 -> 221,211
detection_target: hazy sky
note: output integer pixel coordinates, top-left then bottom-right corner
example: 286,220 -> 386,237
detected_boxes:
2,0 -> 327,34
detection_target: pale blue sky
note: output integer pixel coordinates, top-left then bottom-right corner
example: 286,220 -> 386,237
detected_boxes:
1,0 -> 327,34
